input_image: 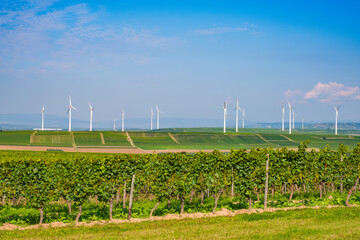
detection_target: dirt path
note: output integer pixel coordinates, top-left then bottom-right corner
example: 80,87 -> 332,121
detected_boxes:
0,205 -> 351,231
125,132 -> 137,148
256,134 -> 270,143
280,134 -> 296,143
168,133 -> 180,144
29,131 -> 37,144
99,133 -> 105,144
70,132 -> 77,150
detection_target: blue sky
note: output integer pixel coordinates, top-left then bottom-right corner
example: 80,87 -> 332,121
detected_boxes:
0,0 -> 359,124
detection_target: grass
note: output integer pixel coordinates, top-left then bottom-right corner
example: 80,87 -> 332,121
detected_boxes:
30,132 -> 73,147
0,131 -> 32,145
101,132 -> 133,147
129,132 -> 179,150
73,132 -> 102,146
2,206 -> 360,239
0,130 -> 359,150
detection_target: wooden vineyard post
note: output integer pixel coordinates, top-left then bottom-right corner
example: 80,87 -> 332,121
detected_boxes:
264,154 -> 269,209
340,155 -> 343,194
127,174 -> 135,220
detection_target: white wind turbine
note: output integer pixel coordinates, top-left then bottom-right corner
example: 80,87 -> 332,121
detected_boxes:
242,108 -> 245,128
288,103 -> 292,134
122,109 -> 125,132
281,102 -> 285,131
89,102 -> 94,132
113,119 -> 116,131
67,96 -> 78,132
156,105 -> 163,130
235,99 -> 241,133
41,105 -> 45,131
223,101 -> 227,133
150,107 -> 154,130
334,106 -> 340,135
292,107 -> 295,130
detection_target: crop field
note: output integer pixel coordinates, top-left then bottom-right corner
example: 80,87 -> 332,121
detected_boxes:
1,146 -> 360,239
101,132 -> 135,147
73,132 -> 102,146
0,131 -> 32,145
0,129 -> 359,150
30,131 -> 73,147
129,132 -> 180,149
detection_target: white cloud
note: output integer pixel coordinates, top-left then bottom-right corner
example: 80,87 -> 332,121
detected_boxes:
304,82 -> 360,103
0,1 -> 179,74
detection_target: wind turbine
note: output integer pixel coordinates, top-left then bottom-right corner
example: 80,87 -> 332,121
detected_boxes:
235,98 -> 241,133
150,107 -> 154,130
334,106 -> 340,135
223,101 -> 227,133
302,118 -> 304,130
156,105 -> 163,130
89,102 -> 94,131
242,108 -> 245,128
122,109 -> 125,132
292,108 -> 295,130
41,105 -> 45,131
113,119 -> 116,131
288,103 -> 292,134
281,102 -> 285,131
67,96 -> 78,132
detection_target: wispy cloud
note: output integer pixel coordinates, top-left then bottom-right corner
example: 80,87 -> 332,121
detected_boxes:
193,23 -> 261,36
284,82 -> 360,105
304,82 -> 360,103
0,0 -> 179,75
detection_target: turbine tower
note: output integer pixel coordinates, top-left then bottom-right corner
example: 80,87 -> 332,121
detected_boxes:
334,106 -> 340,135
89,102 -> 94,132
113,119 -> 116,131
156,105 -> 162,130
292,108 -> 295,130
122,109 -> 125,132
288,103 -> 292,134
223,101 -> 227,133
242,108 -> 245,128
67,96 -> 78,132
150,107 -> 154,130
235,98 -> 241,133
281,102 -> 285,131
41,105 -> 45,131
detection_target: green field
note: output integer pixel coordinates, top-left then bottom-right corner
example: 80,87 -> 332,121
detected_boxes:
2,207 -> 360,239
129,132 -> 179,149
101,132 -> 134,147
0,129 -> 359,150
0,131 -> 32,145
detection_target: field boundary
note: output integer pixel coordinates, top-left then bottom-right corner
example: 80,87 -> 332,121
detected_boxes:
99,133 -> 105,144
256,134 -> 271,144
280,134 -> 296,143
29,131 -> 37,144
0,204 -> 352,231
126,132 -> 137,148
168,133 -> 180,144
70,132 -> 77,151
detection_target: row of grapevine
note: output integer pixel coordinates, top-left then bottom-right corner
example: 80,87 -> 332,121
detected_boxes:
0,142 -> 359,224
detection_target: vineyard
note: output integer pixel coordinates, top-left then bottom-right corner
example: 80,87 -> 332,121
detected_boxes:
1,142 -> 360,226
1,130 -> 360,151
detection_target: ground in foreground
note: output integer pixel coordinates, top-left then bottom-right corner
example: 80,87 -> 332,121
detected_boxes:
2,207 -> 360,239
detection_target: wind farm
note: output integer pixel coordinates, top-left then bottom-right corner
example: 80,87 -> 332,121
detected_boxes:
1,1 -> 360,238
